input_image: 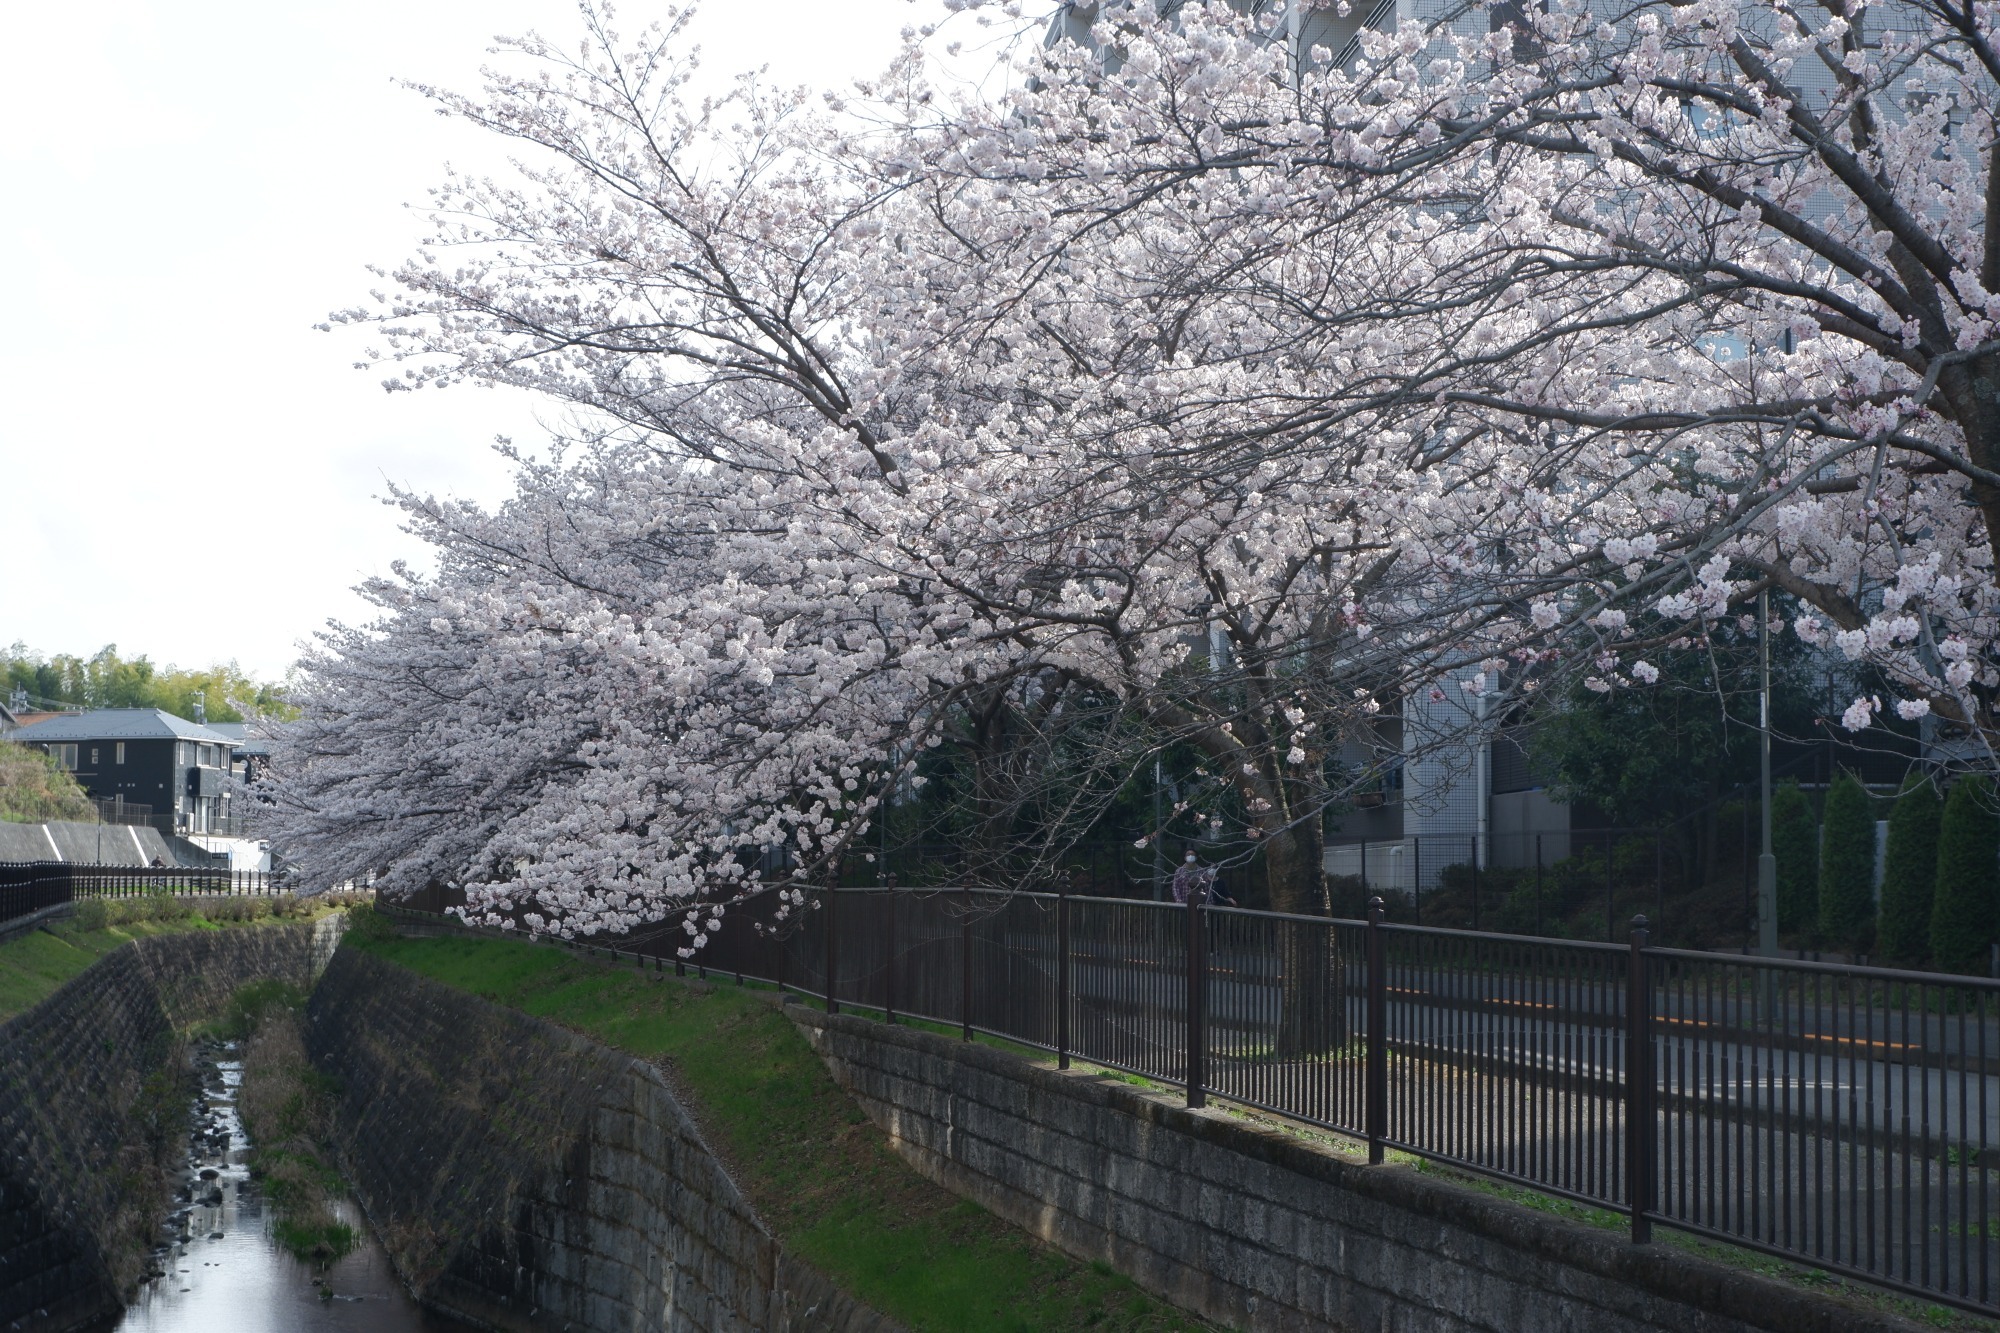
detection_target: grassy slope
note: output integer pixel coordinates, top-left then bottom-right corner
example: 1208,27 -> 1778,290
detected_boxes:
0,918 -> 220,1021
357,932 -> 1206,1333
0,906 -> 348,1023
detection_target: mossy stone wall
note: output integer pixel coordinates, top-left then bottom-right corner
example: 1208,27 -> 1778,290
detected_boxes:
0,918 -> 344,1331
304,947 -> 898,1333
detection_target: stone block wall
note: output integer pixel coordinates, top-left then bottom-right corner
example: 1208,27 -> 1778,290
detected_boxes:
0,918 -> 344,1333
790,1005 -> 1926,1333
306,947 -> 897,1333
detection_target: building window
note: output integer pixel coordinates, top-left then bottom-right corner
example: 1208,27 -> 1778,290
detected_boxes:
115,742 -> 125,765
49,744 -> 78,770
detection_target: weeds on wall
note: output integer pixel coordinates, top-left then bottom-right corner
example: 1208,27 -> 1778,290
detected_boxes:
231,984 -> 354,1264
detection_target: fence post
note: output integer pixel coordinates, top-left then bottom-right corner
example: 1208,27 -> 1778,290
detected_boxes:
825,884 -> 840,1015
1625,914 -> 1655,1245
1366,895 -> 1387,1165
884,874 -> 898,1023
961,884 -> 974,1042
1186,888 -> 1207,1108
1057,879 -> 1071,1070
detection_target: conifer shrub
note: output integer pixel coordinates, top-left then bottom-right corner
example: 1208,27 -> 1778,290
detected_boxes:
1930,776 -> 1999,975
1817,771 -> 1876,951
1877,773 -> 1942,965
1771,781 -> 1819,935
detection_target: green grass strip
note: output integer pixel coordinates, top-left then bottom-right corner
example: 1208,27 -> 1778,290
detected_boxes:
356,931 -> 1208,1333
0,917 -> 215,1022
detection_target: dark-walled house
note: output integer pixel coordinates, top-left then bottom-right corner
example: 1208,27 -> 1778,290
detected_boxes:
10,709 -> 239,836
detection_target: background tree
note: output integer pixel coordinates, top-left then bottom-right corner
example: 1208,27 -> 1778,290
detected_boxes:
1529,616 -> 1818,882
1931,777 -> 2000,975
0,742 -> 96,824
1772,782 -> 1820,936
1817,771 -> 1876,952
4,644 -> 295,722
1878,773 -> 1944,965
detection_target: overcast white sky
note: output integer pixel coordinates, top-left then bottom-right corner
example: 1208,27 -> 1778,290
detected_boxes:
0,1 -> 1051,682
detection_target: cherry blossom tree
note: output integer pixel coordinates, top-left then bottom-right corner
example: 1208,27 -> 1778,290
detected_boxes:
281,0 -> 2000,965
974,0 -> 2000,755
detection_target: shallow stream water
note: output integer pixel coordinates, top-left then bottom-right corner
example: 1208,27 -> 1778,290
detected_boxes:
104,1042 -> 467,1333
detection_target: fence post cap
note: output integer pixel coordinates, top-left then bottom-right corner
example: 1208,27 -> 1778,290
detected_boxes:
1367,895 -> 1386,920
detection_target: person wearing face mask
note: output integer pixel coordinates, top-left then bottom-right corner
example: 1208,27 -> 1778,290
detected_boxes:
1169,849 -> 1235,907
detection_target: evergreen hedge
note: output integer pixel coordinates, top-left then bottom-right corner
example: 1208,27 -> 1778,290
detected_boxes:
1930,776 -> 1999,976
1877,773 -> 1942,965
1816,771 -> 1876,950
1771,781 -> 1819,935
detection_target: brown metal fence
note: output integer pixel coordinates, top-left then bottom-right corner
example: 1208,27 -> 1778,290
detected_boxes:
0,861 -> 285,923
392,882 -> 2000,1315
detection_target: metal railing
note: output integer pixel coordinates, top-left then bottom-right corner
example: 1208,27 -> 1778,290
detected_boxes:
90,798 -> 156,827
401,881 -> 2000,1316
0,861 -> 287,928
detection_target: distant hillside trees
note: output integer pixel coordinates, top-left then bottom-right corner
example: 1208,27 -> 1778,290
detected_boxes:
0,741 -> 97,824
3,644 -> 294,722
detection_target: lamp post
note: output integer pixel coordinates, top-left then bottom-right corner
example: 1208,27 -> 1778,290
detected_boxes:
1153,757 -> 1166,901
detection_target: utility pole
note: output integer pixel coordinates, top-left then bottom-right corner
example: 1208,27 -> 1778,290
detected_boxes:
1758,589 -> 1778,961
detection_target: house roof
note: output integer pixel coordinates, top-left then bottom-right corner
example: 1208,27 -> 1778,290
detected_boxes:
205,722 -> 272,757
10,708 -> 238,745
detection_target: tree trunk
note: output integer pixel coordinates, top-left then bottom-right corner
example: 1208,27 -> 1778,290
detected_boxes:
1263,821 -> 1341,1058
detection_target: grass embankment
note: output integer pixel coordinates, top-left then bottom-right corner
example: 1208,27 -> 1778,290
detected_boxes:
352,923 -> 1207,1333
228,980 -> 357,1263
0,892 -> 357,1023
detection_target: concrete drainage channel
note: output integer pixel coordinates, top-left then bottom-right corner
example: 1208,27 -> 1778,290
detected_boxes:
0,917 -> 460,1333
108,1037 -> 453,1333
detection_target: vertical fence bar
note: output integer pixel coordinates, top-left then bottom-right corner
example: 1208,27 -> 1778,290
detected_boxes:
1186,890 -> 1207,1109
1058,880 -> 1071,1070
961,884 -> 973,1042
1366,896 -> 1387,1165
1627,915 -> 1654,1244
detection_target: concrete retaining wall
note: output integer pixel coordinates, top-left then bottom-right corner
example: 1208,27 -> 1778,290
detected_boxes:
789,1004 -> 1926,1333
0,918 -> 345,1332
305,947 -> 898,1333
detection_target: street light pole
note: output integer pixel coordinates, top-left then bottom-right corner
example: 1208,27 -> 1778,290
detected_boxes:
1758,588 -> 1778,961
